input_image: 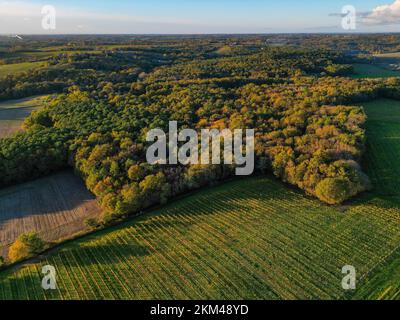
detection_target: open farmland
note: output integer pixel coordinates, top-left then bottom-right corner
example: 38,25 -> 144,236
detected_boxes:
361,99 -> 400,195
0,171 -> 101,260
0,96 -> 46,139
351,63 -> 400,78
0,61 -> 46,77
1,175 -> 400,299
353,247 -> 400,300
1,49 -> 102,60
351,99 -> 400,300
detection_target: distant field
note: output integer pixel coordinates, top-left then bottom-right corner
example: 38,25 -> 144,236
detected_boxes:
0,96 -> 46,139
0,61 -> 46,77
0,50 -> 101,64
0,49 -> 100,75
351,63 -> 400,78
374,52 -> 400,58
0,171 -> 101,260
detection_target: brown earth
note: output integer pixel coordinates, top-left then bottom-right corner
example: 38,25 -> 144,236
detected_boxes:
0,171 -> 102,259
0,96 -> 45,139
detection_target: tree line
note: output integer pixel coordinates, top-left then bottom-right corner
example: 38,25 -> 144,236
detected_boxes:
1,43 -> 400,224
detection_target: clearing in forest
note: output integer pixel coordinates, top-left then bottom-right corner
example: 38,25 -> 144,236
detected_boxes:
351,63 -> 400,78
0,96 -> 46,139
0,61 -> 46,77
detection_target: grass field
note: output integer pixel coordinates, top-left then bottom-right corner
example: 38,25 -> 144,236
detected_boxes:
362,99 -> 400,196
0,96 -> 46,139
0,61 -> 46,77
353,246 -> 400,300
351,99 -> 400,300
1,99 -> 400,300
0,171 -> 101,260
351,63 -> 400,78
1,175 -> 400,300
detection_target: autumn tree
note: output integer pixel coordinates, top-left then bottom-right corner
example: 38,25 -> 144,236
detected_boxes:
8,233 -> 46,263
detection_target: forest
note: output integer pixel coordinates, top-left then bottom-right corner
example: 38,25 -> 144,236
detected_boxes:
1,35 -> 400,224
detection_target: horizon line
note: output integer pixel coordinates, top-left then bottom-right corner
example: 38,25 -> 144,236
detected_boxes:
2,32 -> 400,36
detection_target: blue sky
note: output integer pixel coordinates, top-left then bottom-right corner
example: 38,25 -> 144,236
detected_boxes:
1,0 -> 400,34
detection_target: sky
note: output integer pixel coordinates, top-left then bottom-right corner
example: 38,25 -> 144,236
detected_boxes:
1,0 -> 400,34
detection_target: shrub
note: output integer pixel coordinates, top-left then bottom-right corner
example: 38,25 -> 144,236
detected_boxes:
0,256 -> 5,269
84,218 -> 101,230
315,178 -> 352,205
8,232 -> 46,263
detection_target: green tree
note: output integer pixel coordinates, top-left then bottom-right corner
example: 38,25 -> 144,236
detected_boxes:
315,178 -> 352,205
8,232 -> 46,263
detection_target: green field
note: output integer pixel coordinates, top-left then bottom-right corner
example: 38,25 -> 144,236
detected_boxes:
1,98 -> 400,300
351,63 -> 400,78
1,177 -> 400,300
352,99 -> 400,300
0,61 -> 46,77
362,99 -> 400,196
353,246 -> 400,300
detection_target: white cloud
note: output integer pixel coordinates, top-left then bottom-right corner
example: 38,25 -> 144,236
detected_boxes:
364,0 -> 400,25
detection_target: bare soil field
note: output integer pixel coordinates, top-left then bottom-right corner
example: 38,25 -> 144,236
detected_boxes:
0,171 -> 102,259
0,96 -> 46,139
